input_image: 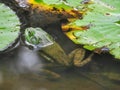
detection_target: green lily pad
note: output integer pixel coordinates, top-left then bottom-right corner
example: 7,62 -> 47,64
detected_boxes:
69,0 -> 120,59
0,3 -> 20,52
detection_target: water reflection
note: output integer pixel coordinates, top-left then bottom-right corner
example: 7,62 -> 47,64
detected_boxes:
0,46 -> 120,90
16,47 -> 42,73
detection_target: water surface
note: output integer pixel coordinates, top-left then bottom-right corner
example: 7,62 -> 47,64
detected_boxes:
0,46 -> 120,90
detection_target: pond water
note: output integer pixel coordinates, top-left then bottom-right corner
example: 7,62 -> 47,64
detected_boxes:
0,46 -> 120,90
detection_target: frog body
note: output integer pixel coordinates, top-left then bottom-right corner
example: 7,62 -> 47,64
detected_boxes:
39,42 -> 93,67
40,42 -> 72,66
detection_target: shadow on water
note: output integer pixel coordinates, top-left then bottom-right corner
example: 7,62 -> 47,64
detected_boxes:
0,46 -> 120,90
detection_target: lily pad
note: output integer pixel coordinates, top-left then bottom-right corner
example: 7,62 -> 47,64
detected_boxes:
65,0 -> 120,59
0,3 -> 20,52
27,0 -> 83,19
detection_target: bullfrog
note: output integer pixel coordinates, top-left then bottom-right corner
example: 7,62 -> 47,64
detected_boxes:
24,27 -> 94,79
25,27 -> 94,68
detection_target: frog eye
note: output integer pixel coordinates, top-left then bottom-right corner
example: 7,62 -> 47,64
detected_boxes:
25,28 -> 41,45
28,30 -> 35,37
29,36 -> 42,45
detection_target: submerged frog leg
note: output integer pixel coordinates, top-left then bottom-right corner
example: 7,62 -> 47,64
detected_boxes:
31,63 -> 62,79
39,50 -> 55,63
69,48 -> 94,67
29,68 -> 61,80
74,52 -> 94,67
39,69 -> 61,79
68,48 -> 86,63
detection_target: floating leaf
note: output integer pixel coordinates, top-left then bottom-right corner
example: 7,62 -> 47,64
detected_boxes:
0,3 -> 20,52
27,0 -> 82,17
17,0 -> 120,59
64,0 -> 120,59
26,0 -> 84,27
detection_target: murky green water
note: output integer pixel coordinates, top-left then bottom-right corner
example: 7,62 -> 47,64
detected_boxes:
0,46 -> 120,90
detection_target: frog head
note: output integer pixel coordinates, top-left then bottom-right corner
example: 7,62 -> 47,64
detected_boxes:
25,27 -> 54,50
